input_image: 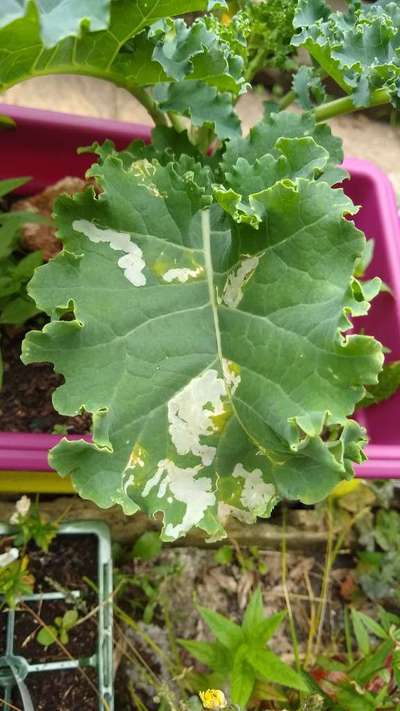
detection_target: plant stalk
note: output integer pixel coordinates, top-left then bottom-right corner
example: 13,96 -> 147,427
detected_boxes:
278,89 -> 296,110
129,86 -> 168,126
314,88 -> 391,122
245,46 -> 267,82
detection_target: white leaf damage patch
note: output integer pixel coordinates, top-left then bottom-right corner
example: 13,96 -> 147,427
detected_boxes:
222,358 -> 241,394
168,369 -> 227,466
143,459 -> 215,539
222,255 -> 259,308
72,219 -> 146,286
162,266 -> 204,283
233,463 -> 277,516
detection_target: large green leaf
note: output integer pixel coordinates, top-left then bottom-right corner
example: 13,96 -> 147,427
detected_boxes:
22,145 -> 383,539
0,0 -> 217,93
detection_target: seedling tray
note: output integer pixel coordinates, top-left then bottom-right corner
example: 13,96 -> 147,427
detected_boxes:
0,104 -> 400,486
0,520 -> 113,710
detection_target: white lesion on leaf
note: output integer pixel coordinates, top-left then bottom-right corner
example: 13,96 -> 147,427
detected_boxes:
232,463 -> 277,516
72,219 -> 146,286
131,159 -> 166,198
168,369 -> 228,466
142,459 -> 216,539
162,265 -> 204,283
127,443 -> 146,469
222,358 -> 241,394
221,255 -> 259,308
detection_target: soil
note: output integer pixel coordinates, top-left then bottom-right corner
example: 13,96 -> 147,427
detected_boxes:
11,668 -> 98,711
0,319 -> 92,434
0,534 -> 100,711
12,177 -> 87,260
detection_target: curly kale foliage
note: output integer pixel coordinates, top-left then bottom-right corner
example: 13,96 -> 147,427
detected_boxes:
22,112 -> 383,540
293,0 -> 400,107
0,1 -> 244,139
229,0 -> 298,77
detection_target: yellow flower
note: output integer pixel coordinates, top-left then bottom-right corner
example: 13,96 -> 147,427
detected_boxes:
199,689 -> 227,709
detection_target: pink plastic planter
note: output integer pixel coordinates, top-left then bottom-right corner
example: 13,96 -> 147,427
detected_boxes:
0,103 -> 399,485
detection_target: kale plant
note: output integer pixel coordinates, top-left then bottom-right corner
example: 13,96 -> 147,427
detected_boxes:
0,0 -> 397,540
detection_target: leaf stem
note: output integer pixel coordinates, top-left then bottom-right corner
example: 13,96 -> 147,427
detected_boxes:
278,89 -> 296,110
245,47 -> 267,82
129,86 -> 168,126
313,88 -> 391,122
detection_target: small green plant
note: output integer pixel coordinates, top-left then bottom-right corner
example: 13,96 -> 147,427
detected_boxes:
0,177 -> 47,382
0,497 -> 59,607
213,544 -> 268,575
356,509 -> 400,602
36,608 -> 79,648
0,550 -> 34,609
305,607 -> 400,710
10,496 -> 59,552
181,588 -> 308,707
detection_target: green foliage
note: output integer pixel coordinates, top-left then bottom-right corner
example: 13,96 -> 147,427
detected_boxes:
155,80 -> 241,140
230,0 -> 298,78
292,66 -> 327,110
213,545 -> 234,566
0,177 -> 46,323
11,498 -> 59,552
356,509 -> 400,601
181,588 -> 308,707
358,360 -> 400,409
306,607 -> 400,710
0,1 -> 242,136
0,1 -> 394,538
293,0 -> 400,108
37,608 -> 79,648
21,110 -> 384,539
132,531 -> 162,561
216,110 -> 348,225
0,176 -> 47,386
0,0 -> 112,47
0,553 -> 34,609
115,553 -> 181,624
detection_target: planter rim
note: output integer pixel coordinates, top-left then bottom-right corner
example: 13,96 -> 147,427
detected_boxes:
0,101 -> 152,141
0,105 -> 400,482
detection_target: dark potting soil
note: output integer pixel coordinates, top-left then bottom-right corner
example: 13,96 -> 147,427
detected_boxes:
12,668 -> 99,711
0,319 -> 92,433
0,534 -> 100,710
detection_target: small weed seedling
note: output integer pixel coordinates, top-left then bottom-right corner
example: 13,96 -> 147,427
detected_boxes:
0,497 -> 59,608
181,588 -> 308,707
36,608 -> 80,648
